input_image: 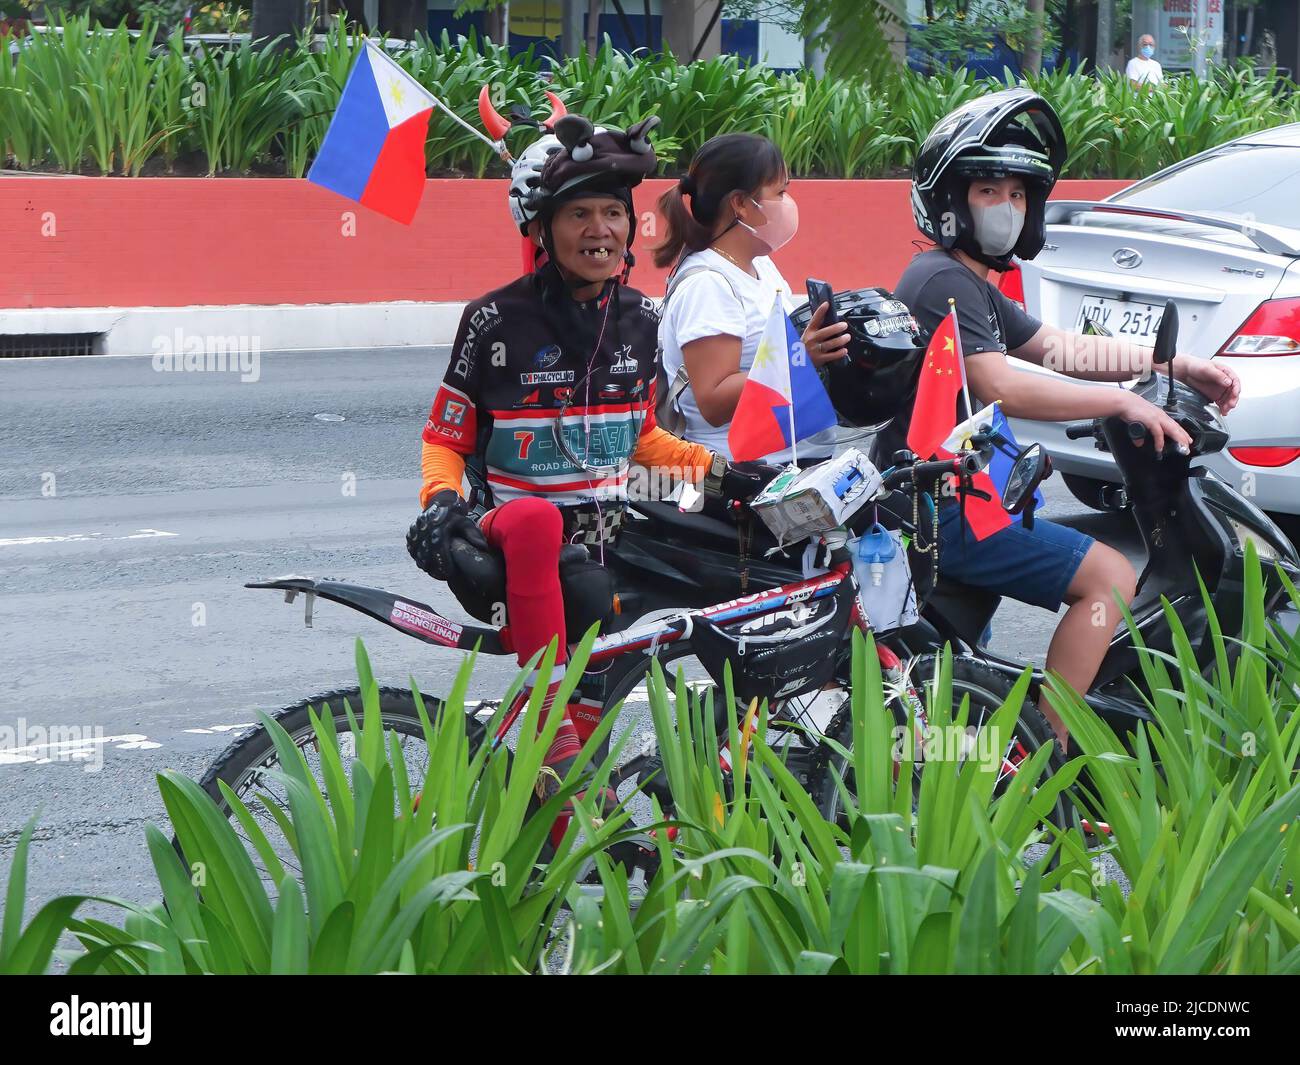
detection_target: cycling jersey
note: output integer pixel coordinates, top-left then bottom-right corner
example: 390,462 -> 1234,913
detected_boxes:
421,273 -> 711,515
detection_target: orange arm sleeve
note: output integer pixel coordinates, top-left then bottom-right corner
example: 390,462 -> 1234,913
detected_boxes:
420,441 -> 467,509
632,425 -> 713,483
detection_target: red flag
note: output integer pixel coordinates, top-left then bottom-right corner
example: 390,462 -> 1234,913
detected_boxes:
909,306 -> 1010,541
907,308 -> 964,460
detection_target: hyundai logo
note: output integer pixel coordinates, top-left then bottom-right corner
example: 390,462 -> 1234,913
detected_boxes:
1113,247 -> 1142,269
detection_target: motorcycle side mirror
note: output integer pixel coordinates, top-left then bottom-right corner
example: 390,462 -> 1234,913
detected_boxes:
1152,300 -> 1178,410
1002,443 -> 1048,515
1153,300 -> 1178,365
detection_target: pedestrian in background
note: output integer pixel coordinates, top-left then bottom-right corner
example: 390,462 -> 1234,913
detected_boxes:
1127,34 -> 1164,90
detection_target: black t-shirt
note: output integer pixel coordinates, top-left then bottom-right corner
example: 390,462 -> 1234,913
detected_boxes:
873,249 -> 1043,464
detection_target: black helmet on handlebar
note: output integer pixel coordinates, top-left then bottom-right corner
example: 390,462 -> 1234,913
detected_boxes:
910,88 -> 1066,270
790,287 -> 925,428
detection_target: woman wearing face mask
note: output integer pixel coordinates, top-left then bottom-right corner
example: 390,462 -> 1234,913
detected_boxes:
897,90 -> 1240,752
653,133 -> 850,463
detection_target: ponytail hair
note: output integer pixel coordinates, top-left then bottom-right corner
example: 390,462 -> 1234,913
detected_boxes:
653,133 -> 787,270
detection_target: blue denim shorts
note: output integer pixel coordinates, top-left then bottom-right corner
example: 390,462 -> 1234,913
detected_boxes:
935,503 -> 1095,612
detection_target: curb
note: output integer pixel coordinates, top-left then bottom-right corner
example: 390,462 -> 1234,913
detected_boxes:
0,301 -> 469,357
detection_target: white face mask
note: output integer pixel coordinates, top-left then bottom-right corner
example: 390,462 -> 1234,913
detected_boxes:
970,201 -> 1025,257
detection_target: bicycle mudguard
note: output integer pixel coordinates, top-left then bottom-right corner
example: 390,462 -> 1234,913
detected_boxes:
246,577 -> 507,655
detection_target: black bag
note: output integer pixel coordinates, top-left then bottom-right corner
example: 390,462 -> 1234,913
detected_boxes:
689,579 -> 855,705
447,540 -> 615,636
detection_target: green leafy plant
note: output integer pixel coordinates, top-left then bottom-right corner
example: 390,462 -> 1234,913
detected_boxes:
3,27 -> 1296,180
1048,545 -> 1300,973
4,553 -> 1298,974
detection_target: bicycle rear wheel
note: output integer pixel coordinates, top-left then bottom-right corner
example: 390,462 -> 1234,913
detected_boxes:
176,687 -> 488,893
817,654 -> 1069,829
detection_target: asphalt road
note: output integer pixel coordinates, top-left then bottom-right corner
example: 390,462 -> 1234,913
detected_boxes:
0,348 -> 1145,919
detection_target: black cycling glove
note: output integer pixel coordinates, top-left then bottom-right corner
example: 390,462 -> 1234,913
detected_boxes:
406,489 -> 487,581
718,460 -> 784,504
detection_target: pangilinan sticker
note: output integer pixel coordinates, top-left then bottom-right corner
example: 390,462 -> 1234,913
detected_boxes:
389,601 -> 463,644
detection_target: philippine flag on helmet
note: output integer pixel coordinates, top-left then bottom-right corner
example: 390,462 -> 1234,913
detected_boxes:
728,297 -> 838,462
308,41 -> 435,225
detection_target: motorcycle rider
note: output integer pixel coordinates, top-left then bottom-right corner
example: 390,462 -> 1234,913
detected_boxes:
407,110 -> 772,840
897,89 -> 1240,749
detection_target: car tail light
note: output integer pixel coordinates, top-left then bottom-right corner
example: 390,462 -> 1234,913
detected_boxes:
1229,446 -> 1300,468
996,263 -> 1025,310
1218,297 -> 1300,356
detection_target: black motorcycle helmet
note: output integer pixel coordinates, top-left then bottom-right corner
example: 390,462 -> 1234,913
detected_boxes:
910,88 -> 1066,270
791,287 -> 924,428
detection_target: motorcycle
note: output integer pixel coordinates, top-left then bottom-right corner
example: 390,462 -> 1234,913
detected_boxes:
606,301 -> 1300,746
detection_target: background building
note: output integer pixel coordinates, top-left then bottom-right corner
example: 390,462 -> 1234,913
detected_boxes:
421,0 -> 806,67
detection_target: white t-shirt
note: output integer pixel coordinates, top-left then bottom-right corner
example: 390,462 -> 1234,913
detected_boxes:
1126,55 -> 1163,86
658,247 -> 836,462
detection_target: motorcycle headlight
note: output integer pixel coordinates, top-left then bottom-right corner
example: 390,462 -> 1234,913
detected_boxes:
1229,517 -> 1282,563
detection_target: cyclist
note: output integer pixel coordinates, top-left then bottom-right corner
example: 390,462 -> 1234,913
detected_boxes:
407,111 -> 774,840
894,88 -> 1240,749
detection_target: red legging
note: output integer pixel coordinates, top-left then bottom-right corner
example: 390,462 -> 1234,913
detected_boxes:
478,496 -> 568,669
478,497 -> 579,765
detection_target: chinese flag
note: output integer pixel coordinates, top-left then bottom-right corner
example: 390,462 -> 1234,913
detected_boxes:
907,308 -> 963,460
908,307 -> 1011,541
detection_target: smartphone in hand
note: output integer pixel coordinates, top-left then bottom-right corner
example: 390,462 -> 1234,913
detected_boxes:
806,278 -> 838,325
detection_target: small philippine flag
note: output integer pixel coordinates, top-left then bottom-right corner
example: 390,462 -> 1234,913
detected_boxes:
728,297 -> 838,462
307,41 -> 435,225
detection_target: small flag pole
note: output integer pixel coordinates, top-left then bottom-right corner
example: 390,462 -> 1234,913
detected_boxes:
949,297 -> 974,423
363,40 -> 513,162
788,301 -> 799,467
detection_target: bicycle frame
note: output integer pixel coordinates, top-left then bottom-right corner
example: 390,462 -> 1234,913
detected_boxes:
248,558 -> 882,744
246,547 -> 1043,799
245,449 -> 1048,831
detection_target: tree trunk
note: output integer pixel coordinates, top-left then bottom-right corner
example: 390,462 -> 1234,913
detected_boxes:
1096,0 -> 1114,70
691,1 -> 723,61
804,12 -> 828,78
485,2 -> 510,45
561,0 -> 583,57
1058,0 -> 1077,66
376,0 -> 423,38
251,0 -> 308,50
586,0 -> 601,56
1023,0 -> 1046,75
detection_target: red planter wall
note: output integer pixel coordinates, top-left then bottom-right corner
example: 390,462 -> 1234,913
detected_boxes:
0,177 -> 1129,310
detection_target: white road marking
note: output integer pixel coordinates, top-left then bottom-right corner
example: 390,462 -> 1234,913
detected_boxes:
183,723 -> 256,735
0,732 -> 162,766
0,529 -> 179,548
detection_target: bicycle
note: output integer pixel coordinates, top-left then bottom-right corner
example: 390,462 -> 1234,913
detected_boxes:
188,446 -> 1065,897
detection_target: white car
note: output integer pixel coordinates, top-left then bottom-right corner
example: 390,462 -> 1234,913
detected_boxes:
1002,123 -> 1300,517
